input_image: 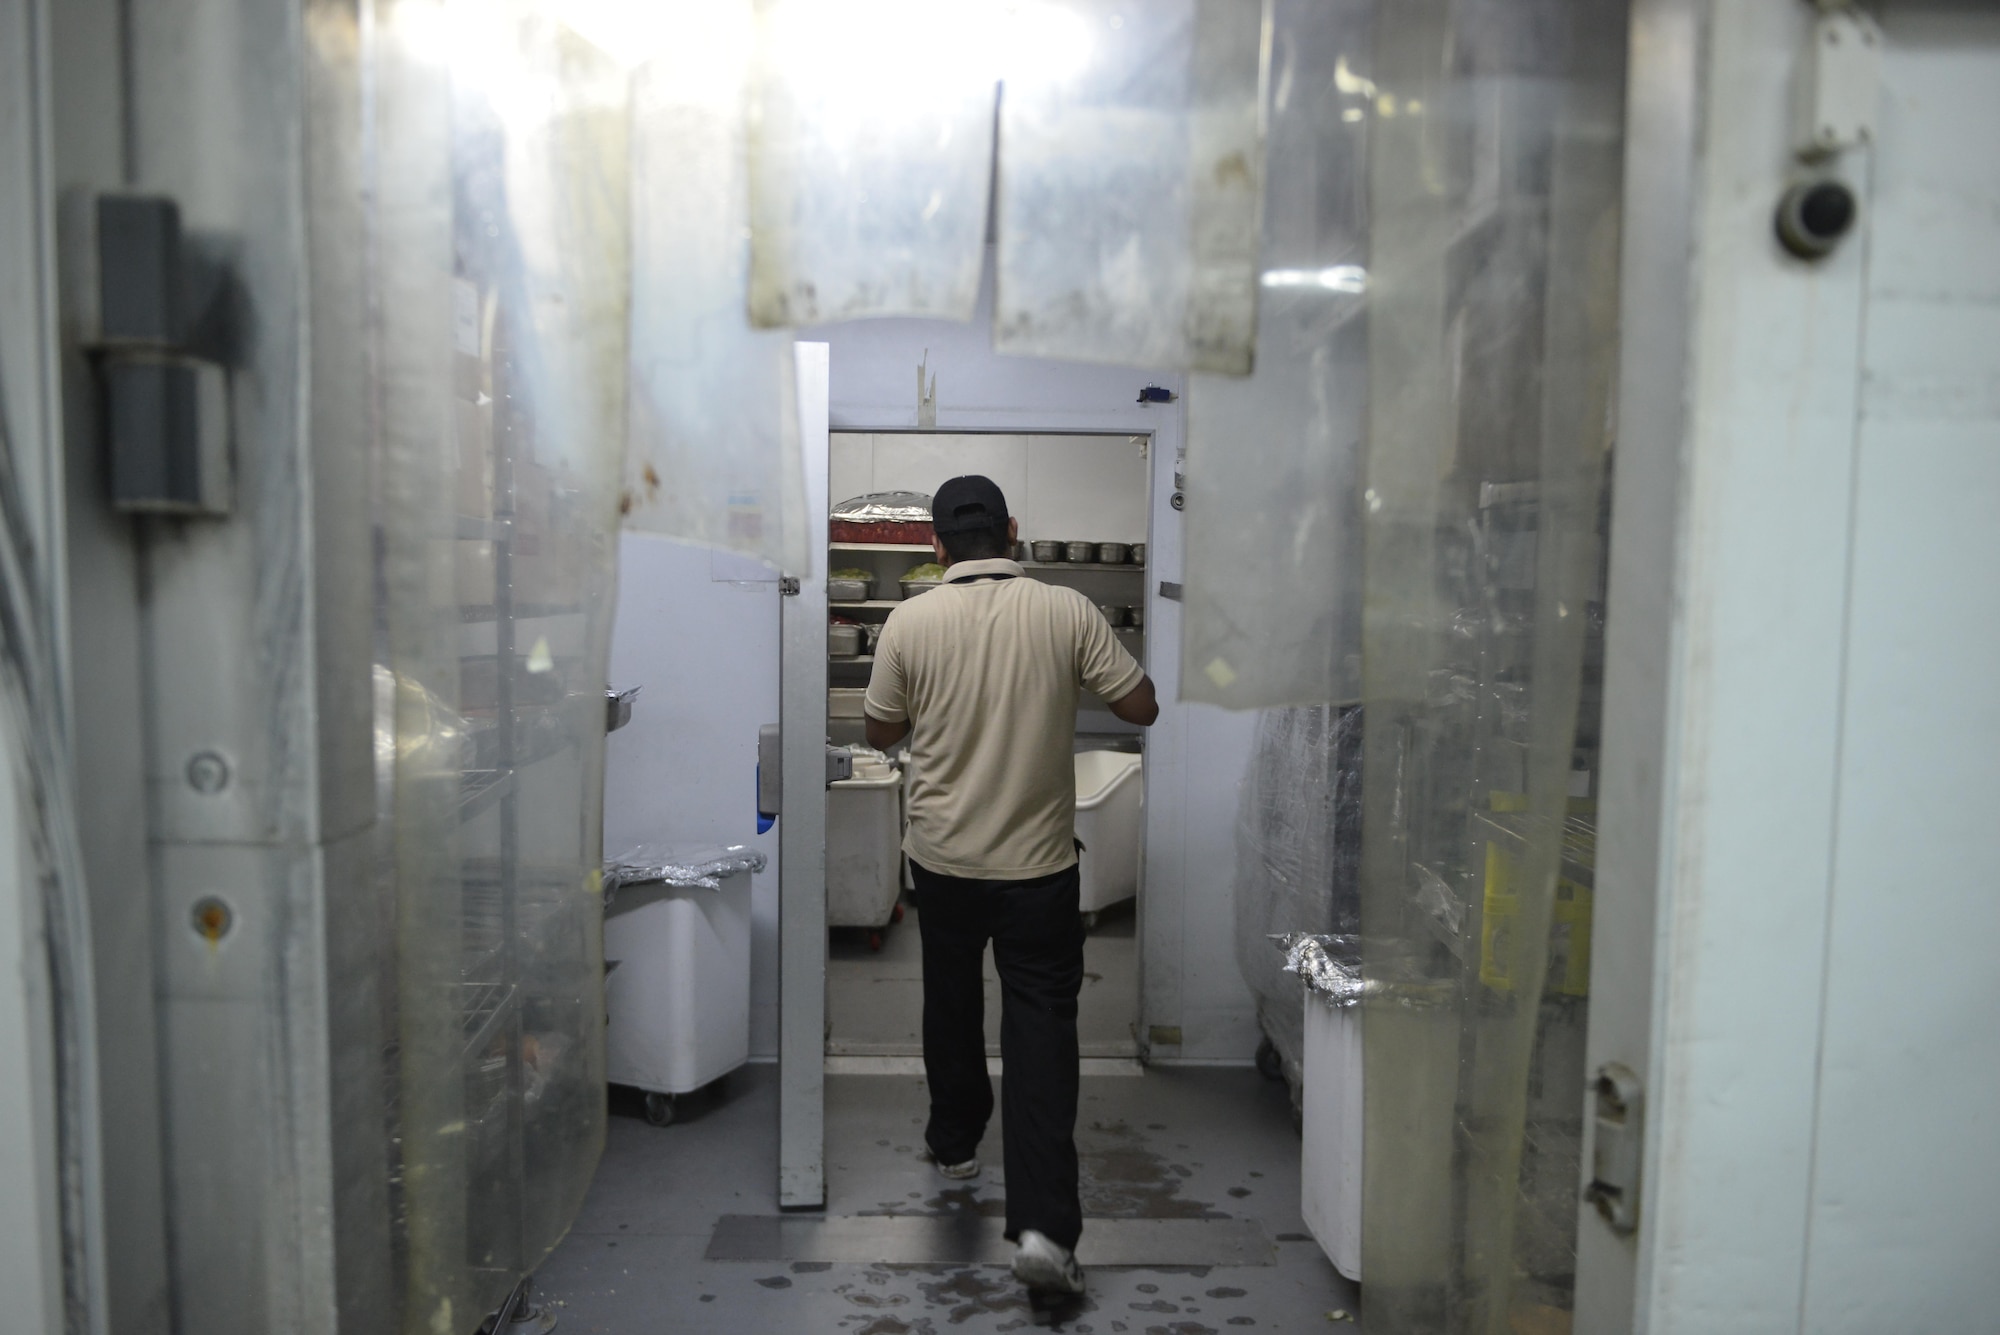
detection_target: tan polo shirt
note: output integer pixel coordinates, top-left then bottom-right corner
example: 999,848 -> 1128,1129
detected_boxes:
863,558 -> 1146,880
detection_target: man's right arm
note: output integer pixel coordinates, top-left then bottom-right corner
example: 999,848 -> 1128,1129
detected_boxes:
1077,594 -> 1155,725
863,612 -> 912,749
1106,675 -> 1159,727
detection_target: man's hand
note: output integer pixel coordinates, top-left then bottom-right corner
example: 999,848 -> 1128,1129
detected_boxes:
1106,675 -> 1160,727
865,714 -> 912,752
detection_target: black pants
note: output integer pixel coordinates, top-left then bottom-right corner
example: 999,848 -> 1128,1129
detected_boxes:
913,858 -> 1085,1251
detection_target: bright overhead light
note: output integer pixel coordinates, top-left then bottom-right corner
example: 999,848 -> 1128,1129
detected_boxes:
767,0 -> 1091,113
1261,265 -> 1367,294
552,0 -> 680,66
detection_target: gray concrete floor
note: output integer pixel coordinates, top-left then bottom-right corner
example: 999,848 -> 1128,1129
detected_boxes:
536,1063 -> 1360,1332
828,895 -> 1140,1058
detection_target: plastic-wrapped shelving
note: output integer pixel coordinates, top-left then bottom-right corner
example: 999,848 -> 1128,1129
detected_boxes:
1233,704 -> 1362,1098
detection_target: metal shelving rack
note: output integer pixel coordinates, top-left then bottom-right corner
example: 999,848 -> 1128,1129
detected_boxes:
826,543 -> 1149,690
454,287 -> 533,1313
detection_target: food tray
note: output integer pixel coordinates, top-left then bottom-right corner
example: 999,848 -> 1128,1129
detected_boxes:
828,577 -> 873,603
831,519 -> 934,546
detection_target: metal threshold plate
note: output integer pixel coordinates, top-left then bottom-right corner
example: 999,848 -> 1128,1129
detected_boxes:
706,1215 -> 1273,1267
823,1055 -> 1145,1077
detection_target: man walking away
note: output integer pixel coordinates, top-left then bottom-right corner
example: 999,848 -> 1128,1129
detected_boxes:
862,476 -> 1159,1298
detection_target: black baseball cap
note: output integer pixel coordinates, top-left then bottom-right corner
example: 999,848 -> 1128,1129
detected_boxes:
930,475 -> 1011,535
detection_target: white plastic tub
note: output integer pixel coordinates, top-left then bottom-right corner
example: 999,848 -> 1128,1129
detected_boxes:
603,866 -> 752,1104
828,762 -> 904,932
1074,749 -> 1143,915
1301,988 -> 1363,1280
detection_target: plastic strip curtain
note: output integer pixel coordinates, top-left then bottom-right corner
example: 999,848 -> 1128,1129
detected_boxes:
994,0 -> 1268,373
374,3 -> 627,1328
1355,0 -> 1625,1329
1182,0 -> 1370,707
622,1 -> 808,575
745,0 -> 997,327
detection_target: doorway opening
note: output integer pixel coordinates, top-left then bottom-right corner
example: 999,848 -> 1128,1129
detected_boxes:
821,430 -> 1152,1064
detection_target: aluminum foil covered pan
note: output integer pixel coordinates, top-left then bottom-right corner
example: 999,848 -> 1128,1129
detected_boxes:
832,491 -> 934,523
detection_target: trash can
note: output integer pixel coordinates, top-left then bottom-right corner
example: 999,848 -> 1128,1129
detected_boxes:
1075,749 -> 1143,920
602,845 -> 765,1126
1286,933 -> 1363,1281
1302,987 -> 1363,1280
828,753 -> 904,946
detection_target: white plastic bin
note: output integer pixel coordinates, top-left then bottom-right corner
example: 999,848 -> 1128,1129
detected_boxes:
1301,988 -> 1363,1280
1075,749 -> 1143,914
828,758 -> 903,931
603,855 -> 755,1116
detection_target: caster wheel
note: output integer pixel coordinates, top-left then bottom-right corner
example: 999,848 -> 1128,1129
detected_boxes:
867,930 -> 885,952
643,1091 -> 676,1127
1079,911 -> 1100,932
891,903 -> 906,925
1255,1036 -> 1285,1083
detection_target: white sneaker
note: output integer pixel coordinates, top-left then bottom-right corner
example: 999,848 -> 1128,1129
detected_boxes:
1012,1229 -> 1085,1296
934,1155 -> 981,1180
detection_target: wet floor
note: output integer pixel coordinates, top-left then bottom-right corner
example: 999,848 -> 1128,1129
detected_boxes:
535,1062 -> 1361,1332
827,895 -> 1140,1059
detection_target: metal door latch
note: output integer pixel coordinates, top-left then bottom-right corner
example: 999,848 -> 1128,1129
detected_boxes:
756,725 -> 853,817
1584,1061 -> 1644,1235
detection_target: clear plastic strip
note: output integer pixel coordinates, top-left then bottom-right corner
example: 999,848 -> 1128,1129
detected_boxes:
1182,0 -> 1370,708
745,0 -> 996,327
994,0 -> 1268,373
623,1 -> 808,575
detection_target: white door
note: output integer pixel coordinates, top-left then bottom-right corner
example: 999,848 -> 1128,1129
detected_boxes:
778,342 -> 831,1208
1580,6 -> 2000,1331
602,344 -> 828,1209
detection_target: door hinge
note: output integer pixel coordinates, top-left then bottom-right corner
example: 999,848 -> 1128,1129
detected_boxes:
1584,1062 -> 1644,1235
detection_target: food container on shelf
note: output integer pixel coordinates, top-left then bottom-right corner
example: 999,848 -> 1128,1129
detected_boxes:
1097,603 -> 1128,627
828,688 -> 869,718
1130,542 -> 1146,565
1030,540 -> 1066,563
827,574 -> 874,603
1097,541 -> 1131,565
1065,541 -> 1098,564
830,491 -> 935,546
899,561 -> 947,601
828,621 -> 863,657
863,622 -> 884,653
1011,542 -> 1029,562
1126,604 -> 1145,628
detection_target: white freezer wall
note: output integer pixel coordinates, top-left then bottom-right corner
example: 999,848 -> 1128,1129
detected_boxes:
604,534 -> 784,1058
1799,7 -> 2000,1328
803,249 -> 1262,1063
1580,3 -> 2000,1331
